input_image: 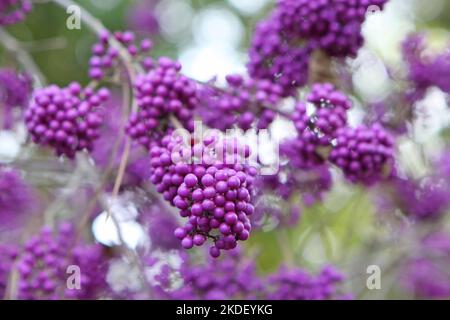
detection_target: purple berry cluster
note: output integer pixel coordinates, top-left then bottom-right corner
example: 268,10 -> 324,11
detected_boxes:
267,265 -> 347,300
0,167 -> 34,228
0,0 -> 31,26
142,204 -> 181,250
151,248 -> 350,300
25,82 -> 110,158
248,0 -> 389,95
126,57 -> 198,149
377,172 -> 450,221
283,83 -> 352,169
0,68 -> 32,129
168,249 -> 262,300
149,134 -> 257,258
330,124 -> 395,185
14,223 -> 109,300
248,12 -> 312,97
402,33 -> 450,101
400,178 -> 450,220
89,30 -> 153,81
198,74 -> 283,131
402,233 -> 450,298
277,0 -> 388,57
281,83 -> 395,185
127,0 -> 160,36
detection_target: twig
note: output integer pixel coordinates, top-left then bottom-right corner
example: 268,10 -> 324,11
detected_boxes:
0,27 -> 46,86
52,0 -> 140,211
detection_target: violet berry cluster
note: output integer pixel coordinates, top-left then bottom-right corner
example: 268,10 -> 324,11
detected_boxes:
150,248 -> 350,300
381,176 -> 450,221
248,0 -> 389,96
0,68 -> 32,129
329,124 -> 395,185
25,82 -> 109,158
149,134 -> 257,258
89,30 -> 153,81
12,223 -> 108,299
283,83 -> 352,169
276,0 -> 389,57
126,57 -> 198,149
402,33 -> 450,102
282,83 -> 395,185
0,167 -> 34,227
167,249 -> 262,300
248,14 -> 311,97
199,74 -> 283,131
0,0 -> 31,26
402,233 -> 450,298
267,265 -> 347,300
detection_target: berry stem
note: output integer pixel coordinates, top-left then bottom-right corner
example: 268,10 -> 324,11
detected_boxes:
52,0 -> 183,201
51,0 -> 140,207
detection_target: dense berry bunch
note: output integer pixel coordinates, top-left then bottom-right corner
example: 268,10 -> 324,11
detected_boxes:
376,168 -> 450,221
14,223 -> 109,299
0,0 -> 31,26
151,248 -> 349,300
248,0 -> 388,95
267,265 -> 346,300
402,33 -> 450,101
126,57 -> 198,149
199,74 -> 283,130
143,204 -> 181,250
403,233 -> 450,298
127,0 -> 159,36
282,83 -> 352,169
0,68 -> 32,129
149,134 -> 257,257
277,0 -> 389,57
395,178 -> 449,220
168,249 -> 262,299
330,124 -> 395,185
25,82 -> 109,158
89,30 -> 153,80
247,12 -> 311,97
0,168 -> 34,227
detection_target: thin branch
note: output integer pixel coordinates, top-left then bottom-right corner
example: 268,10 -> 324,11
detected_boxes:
0,27 -> 46,86
52,0 -> 141,209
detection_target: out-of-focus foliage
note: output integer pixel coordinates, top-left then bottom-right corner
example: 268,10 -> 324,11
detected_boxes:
1,0 -> 450,300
